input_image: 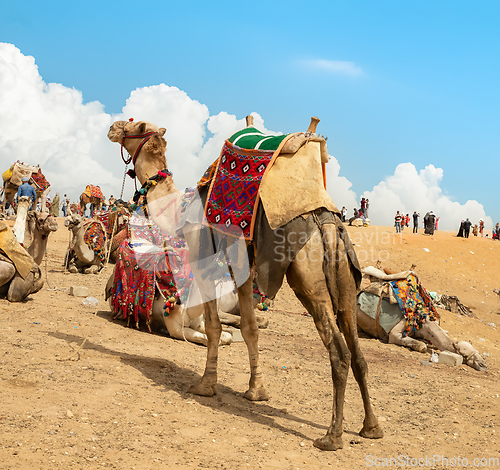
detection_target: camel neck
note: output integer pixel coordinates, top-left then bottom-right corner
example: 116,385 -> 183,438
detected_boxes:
145,176 -> 179,203
13,200 -> 30,244
29,230 -> 49,266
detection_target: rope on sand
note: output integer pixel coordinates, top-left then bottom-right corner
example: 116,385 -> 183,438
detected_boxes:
56,337 -> 88,362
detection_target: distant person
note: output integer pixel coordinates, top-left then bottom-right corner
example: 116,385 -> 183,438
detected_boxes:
463,218 -> 472,238
472,224 -> 478,236
360,197 -> 366,215
394,211 -> 402,233
493,223 -> 500,240
109,195 -> 116,207
348,208 -> 359,226
405,214 -> 410,228
340,203 -> 347,222
423,211 -> 435,235
435,216 -> 440,230
365,198 -> 369,217
49,192 -> 60,217
413,211 -> 420,233
457,220 -> 465,237
62,194 -> 69,217
400,211 -> 406,231
479,219 -> 484,237
17,177 -> 37,210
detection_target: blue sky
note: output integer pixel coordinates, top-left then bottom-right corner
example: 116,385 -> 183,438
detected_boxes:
1,1 -> 499,229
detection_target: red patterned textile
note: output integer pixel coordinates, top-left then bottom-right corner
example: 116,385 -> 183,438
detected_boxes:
94,210 -> 109,232
95,208 -> 129,239
205,140 -> 275,239
82,220 -> 107,264
30,169 -> 50,191
84,184 -> 104,199
110,238 -> 191,330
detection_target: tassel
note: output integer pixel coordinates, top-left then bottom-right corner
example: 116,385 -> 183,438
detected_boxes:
127,169 -> 136,179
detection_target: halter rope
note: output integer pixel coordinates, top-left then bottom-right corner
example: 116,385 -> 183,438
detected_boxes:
120,121 -> 160,166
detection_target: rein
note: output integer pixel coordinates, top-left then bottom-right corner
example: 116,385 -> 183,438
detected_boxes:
120,127 -> 160,166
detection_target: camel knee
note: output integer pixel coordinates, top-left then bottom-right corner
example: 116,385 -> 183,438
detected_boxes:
352,354 -> 368,375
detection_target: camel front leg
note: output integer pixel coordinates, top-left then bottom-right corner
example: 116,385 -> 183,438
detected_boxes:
237,276 -> 269,401
189,298 -> 222,396
388,320 -> 427,352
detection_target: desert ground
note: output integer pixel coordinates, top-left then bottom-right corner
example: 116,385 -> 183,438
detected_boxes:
1,217 -> 499,470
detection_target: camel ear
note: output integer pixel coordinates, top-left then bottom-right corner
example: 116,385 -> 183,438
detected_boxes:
138,122 -> 147,134
159,128 -> 166,136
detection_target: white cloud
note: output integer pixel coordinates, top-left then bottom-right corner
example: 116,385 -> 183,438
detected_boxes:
362,163 -> 492,231
301,59 -> 363,77
0,43 -> 491,233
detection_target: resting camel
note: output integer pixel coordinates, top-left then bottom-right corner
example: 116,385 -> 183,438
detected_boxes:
103,194 -> 267,344
108,117 -> 383,451
64,214 -> 106,274
0,220 -> 44,302
356,266 -> 487,371
105,261 -> 267,346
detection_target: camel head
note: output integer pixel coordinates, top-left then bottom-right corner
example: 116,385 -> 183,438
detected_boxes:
30,211 -> 59,235
454,341 -> 487,371
64,213 -> 84,232
108,120 -> 168,185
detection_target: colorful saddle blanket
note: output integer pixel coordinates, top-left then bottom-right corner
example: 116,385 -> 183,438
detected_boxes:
204,128 -> 293,239
94,208 -> 129,238
82,220 -> 107,264
390,273 -> 439,337
30,169 -> 50,191
110,217 -> 192,330
84,184 -> 103,199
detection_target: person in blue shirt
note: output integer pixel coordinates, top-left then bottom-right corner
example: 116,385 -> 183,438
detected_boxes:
17,177 -> 37,209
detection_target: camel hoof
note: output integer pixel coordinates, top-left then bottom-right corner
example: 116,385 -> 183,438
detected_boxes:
84,265 -> 99,275
68,266 -> 78,274
220,332 -> 233,345
360,424 -> 384,439
189,382 -> 217,397
313,435 -> 343,451
244,385 -> 269,401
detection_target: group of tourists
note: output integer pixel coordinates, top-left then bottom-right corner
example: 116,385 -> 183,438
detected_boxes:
340,197 -> 370,226
394,210 -> 437,235
455,219 -> 499,239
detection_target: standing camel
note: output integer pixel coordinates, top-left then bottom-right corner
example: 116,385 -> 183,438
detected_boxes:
107,118 -> 383,451
1,163 -> 50,213
79,185 -> 105,216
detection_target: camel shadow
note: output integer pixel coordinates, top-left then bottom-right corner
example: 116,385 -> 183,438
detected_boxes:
46,329 -> 360,443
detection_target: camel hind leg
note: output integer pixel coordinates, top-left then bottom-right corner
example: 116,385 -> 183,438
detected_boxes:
287,226 -> 382,450
323,223 -> 383,442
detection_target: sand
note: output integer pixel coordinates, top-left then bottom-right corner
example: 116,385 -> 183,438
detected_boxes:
0,218 -> 499,469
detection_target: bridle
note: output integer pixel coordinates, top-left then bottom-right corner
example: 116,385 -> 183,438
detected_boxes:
120,120 -> 160,166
